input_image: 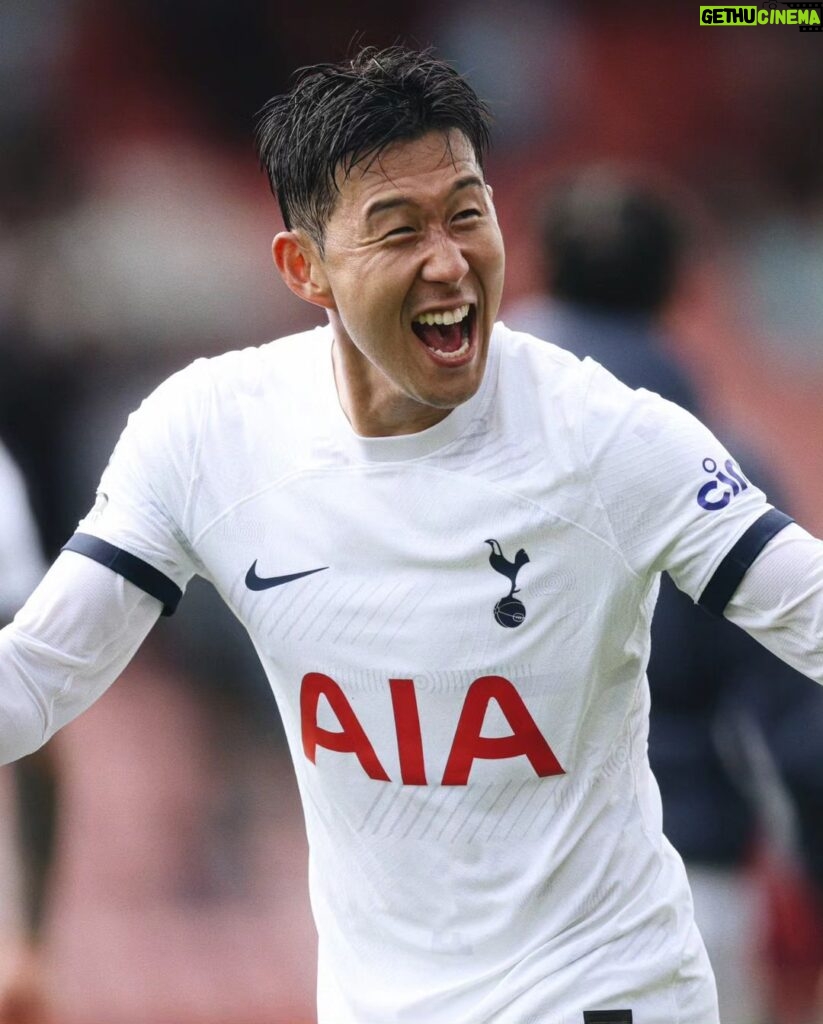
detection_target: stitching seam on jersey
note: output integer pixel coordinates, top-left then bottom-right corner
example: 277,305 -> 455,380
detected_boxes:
440,464 -> 641,561
8,629 -> 56,739
191,467 -> 327,546
624,644 -> 687,1024
182,358 -> 214,537
669,918 -> 696,1024
139,361 -> 211,579
135,491 -> 204,580
577,363 -> 643,582
192,461 -> 638,568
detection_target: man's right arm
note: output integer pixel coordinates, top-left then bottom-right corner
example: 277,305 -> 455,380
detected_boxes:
0,361 -> 211,767
0,551 -> 163,764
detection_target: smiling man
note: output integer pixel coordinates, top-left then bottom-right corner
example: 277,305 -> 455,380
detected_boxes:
262,85 -> 506,437
2,46 -> 823,1024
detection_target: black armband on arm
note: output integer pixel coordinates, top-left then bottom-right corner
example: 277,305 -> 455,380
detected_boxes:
62,533 -> 182,616
698,508 -> 794,617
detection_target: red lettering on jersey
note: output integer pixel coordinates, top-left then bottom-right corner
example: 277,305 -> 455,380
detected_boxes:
441,675 -> 565,786
389,678 -> 427,785
300,672 -> 389,781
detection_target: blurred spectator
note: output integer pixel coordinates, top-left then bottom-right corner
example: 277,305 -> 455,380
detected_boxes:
0,440 -> 53,1024
506,165 -> 823,1024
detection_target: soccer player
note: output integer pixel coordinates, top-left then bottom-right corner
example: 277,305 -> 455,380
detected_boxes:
1,46 -> 822,1024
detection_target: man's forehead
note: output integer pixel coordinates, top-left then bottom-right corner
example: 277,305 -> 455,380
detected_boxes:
335,130 -> 482,207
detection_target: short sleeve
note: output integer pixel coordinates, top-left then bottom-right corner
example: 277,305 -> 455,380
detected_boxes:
580,360 -> 789,605
68,360 -> 211,613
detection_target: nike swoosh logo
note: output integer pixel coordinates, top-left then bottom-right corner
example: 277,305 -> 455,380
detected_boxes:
245,561 -> 329,591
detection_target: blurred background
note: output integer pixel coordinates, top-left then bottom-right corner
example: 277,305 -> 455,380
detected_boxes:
0,1 -> 822,1022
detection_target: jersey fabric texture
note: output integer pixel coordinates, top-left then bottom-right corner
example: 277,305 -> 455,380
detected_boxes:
70,323 -> 779,1024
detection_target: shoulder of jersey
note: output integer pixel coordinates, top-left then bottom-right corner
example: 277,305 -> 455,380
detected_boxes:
128,326 -> 328,455
496,319 -> 589,368
492,321 -> 666,458
495,320 -> 597,398
200,325 -> 327,390
152,325 -> 328,409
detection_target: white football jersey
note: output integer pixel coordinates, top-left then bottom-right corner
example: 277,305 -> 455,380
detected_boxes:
71,323 -> 787,1024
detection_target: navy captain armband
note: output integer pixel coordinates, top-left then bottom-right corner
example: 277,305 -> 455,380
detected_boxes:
583,1012 -> 632,1023
62,533 -> 183,616
698,508 -> 794,617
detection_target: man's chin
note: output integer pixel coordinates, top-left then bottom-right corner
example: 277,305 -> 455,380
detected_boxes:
414,367 -> 485,412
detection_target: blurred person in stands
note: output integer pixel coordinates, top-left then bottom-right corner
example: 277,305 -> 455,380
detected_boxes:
0,440 -> 51,1024
507,165 -> 823,1024
3,46 -> 823,1023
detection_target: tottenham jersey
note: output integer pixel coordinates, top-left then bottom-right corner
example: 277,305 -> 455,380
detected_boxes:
70,323 -> 789,1024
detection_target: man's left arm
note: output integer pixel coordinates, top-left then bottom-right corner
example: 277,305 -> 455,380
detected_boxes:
723,522 -> 823,685
579,358 -> 823,682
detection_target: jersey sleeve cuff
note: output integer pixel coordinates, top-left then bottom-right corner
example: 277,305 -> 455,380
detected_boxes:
61,532 -> 183,616
698,508 -> 794,617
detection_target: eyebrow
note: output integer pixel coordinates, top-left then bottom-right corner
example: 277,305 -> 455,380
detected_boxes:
364,175 -> 485,222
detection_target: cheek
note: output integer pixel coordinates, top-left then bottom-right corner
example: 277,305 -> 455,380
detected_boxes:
334,282 -> 402,347
485,230 -> 506,270
343,254 -> 407,304
359,271 -> 413,320
485,242 -> 506,293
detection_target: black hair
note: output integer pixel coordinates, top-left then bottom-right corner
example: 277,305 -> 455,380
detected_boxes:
542,168 -> 687,316
255,45 -> 492,248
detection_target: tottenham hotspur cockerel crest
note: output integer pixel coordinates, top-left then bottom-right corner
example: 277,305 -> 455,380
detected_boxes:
485,539 -> 530,628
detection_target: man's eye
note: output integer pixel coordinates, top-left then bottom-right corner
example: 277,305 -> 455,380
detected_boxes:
384,226 -> 415,239
454,209 -> 482,223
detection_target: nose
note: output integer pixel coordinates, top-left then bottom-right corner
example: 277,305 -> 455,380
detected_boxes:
420,231 -> 470,286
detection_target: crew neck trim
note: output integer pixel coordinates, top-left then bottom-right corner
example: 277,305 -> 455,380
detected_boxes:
317,324 -> 500,463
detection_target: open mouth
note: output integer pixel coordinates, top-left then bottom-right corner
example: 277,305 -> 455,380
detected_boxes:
411,303 -> 475,363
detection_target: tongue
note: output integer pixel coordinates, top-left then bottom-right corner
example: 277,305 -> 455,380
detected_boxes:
416,322 -> 464,353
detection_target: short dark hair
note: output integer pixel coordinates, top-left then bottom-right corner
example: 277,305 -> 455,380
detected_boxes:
542,167 -> 687,316
255,45 -> 492,248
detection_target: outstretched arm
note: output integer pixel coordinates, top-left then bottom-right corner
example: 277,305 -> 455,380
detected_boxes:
724,522 -> 823,685
0,551 -> 163,765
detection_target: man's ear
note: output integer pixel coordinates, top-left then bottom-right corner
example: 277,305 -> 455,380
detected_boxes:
272,231 -> 336,310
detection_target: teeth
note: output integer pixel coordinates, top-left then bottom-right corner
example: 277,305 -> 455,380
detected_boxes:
432,337 -> 471,361
414,303 -> 470,327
